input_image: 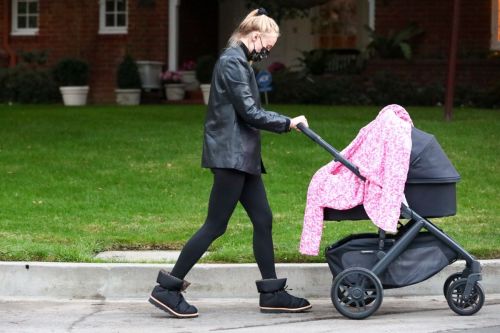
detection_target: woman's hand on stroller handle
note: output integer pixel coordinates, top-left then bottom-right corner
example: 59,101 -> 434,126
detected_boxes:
290,116 -> 308,132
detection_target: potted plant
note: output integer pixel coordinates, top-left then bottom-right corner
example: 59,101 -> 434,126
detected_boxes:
195,55 -> 216,105
115,54 -> 142,105
179,60 -> 199,91
161,70 -> 185,101
52,58 -> 89,106
136,60 -> 163,91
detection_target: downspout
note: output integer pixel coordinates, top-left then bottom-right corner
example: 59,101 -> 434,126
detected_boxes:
168,0 -> 179,71
2,0 -> 16,66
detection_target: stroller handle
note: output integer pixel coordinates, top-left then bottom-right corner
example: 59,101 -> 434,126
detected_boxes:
297,122 -> 365,181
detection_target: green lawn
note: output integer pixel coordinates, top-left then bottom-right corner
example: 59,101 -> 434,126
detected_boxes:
0,104 -> 498,263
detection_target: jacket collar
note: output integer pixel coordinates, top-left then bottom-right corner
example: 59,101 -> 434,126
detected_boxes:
239,42 -> 251,61
223,43 -> 249,62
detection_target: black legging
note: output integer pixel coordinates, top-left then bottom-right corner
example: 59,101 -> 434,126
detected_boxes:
171,168 -> 277,280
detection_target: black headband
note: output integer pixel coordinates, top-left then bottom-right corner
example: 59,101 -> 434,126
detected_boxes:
257,8 -> 268,16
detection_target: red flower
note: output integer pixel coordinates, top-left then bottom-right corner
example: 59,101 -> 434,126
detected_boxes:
180,60 -> 196,71
160,70 -> 183,83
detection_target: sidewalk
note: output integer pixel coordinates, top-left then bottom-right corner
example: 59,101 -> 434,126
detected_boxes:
0,260 -> 499,299
1,295 -> 500,333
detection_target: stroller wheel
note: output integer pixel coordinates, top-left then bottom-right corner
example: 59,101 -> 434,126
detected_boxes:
446,278 -> 485,316
443,273 -> 462,297
331,267 -> 383,320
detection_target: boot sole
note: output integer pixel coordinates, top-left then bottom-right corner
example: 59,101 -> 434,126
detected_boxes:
148,295 -> 199,318
260,304 -> 312,313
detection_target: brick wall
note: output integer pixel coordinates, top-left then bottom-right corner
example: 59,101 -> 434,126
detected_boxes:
0,0 -> 8,66
0,0 -> 168,103
375,0 -> 492,59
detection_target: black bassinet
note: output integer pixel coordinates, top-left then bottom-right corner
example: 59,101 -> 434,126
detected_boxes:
324,127 -> 461,221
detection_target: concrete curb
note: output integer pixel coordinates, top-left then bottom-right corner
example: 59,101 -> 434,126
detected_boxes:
0,260 -> 499,300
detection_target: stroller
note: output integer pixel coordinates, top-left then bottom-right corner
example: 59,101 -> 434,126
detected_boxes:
297,123 -> 484,319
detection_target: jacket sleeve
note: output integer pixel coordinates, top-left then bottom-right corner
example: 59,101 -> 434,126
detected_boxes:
222,57 -> 290,133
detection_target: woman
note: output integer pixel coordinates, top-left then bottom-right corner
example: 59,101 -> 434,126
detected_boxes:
149,8 -> 311,318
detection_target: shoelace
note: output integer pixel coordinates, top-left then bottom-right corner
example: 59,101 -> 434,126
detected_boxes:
276,285 -> 293,293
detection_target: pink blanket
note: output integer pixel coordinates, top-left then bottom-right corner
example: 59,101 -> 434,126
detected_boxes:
299,104 -> 413,256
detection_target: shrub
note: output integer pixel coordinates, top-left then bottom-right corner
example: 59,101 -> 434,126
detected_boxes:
270,70 -> 370,105
116,54 -> 142,89
0,65 -> 59,103
270,70 -> 371,105
269,70 -> 320,104
298,49 -> 331,75
414,83 -> 445,106
366,23 -> 424,60
476,83 -> 500,108
366,71 -> 416,105
456,83 -> 500,108
298,49 -> 363,75
52,58 -> 89,86
0,69 -> 8,101
195,55 -> 216,84
367,71 -> 449,106
317,75 -> 371,105
17,49 -> 49,67
267,68 -> 497,108
270,70 -> 447,106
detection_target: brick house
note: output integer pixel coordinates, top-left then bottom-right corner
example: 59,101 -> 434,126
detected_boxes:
0,0 -> 499,103
0,0 -> 219,103
364,0 -> 500,89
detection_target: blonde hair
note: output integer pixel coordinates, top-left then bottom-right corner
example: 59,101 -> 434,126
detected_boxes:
227,9 -> 280,48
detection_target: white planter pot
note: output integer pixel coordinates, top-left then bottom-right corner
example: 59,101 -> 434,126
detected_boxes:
180,70 -> 199,91
200,84 -> 211,105
136,60 -> 163,91
165,83 -> 185,101
60,86 -> 89,106
115,89 -> 141,105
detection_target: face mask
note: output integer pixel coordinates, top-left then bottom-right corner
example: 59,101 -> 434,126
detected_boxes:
249,36 -> 270,62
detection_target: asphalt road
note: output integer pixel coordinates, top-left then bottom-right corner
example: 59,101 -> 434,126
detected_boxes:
1,295 -> 499,333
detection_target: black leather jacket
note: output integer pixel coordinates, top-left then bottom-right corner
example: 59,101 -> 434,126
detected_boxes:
201,45 -> 290,175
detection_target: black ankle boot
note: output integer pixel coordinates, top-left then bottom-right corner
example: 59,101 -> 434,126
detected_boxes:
148,269 -> 198,318
256,278 -> 312,313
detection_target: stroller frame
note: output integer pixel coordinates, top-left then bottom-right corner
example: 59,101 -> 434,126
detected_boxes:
298,123 -> 484,319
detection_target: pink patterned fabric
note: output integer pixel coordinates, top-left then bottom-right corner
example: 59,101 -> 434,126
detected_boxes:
299,104 -> 413,256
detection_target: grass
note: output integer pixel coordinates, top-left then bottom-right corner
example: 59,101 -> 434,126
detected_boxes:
0,104 -> 499,263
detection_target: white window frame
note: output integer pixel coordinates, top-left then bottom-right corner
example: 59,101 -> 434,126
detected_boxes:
11,0 -> 39,36
99,0 -> 128,35
492,0 -> 500,50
